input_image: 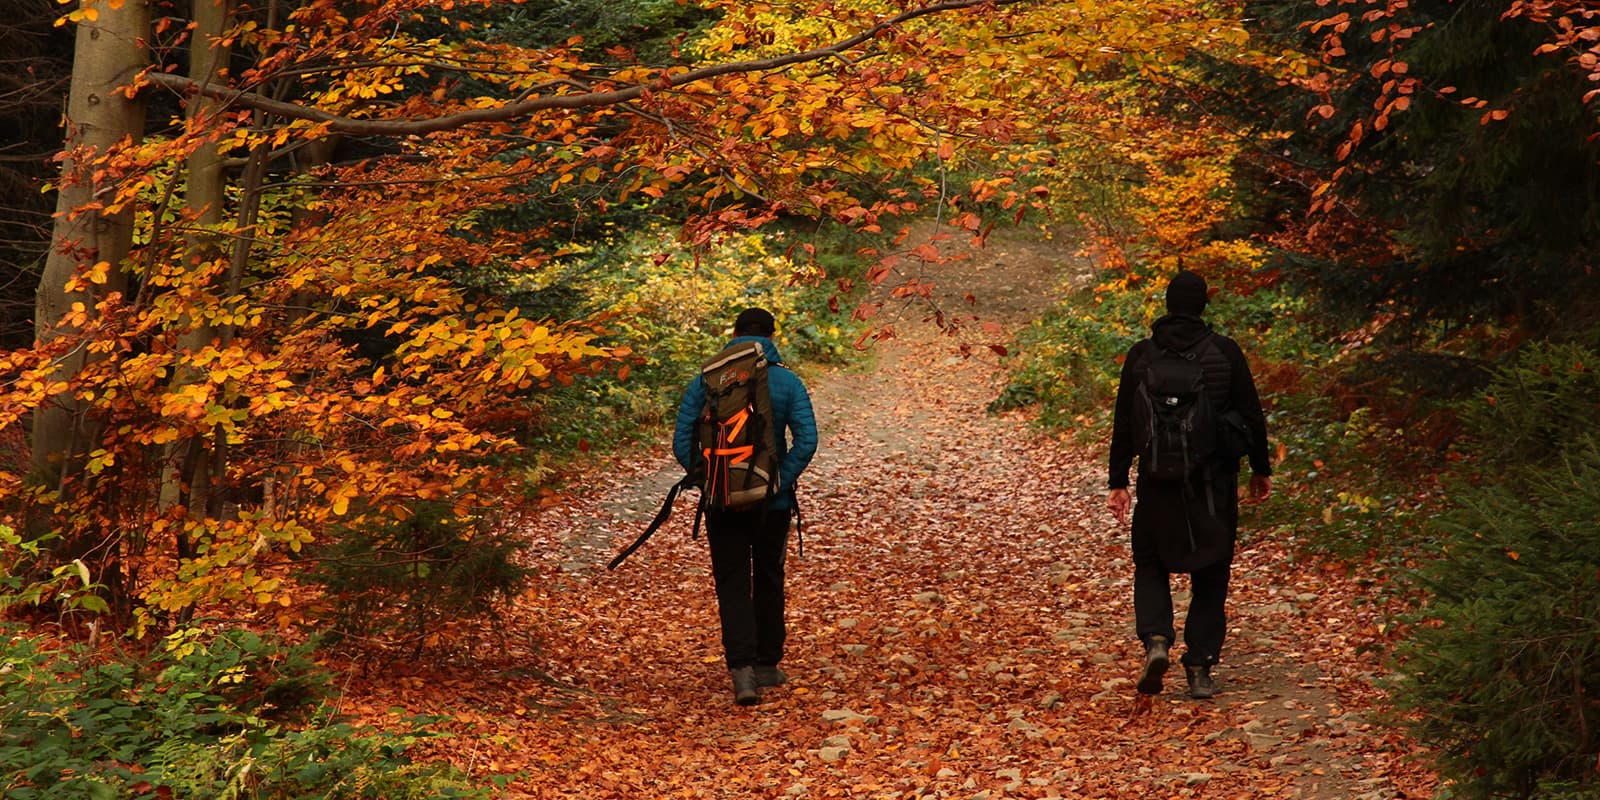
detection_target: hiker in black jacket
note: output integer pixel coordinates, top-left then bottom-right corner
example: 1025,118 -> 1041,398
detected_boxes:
1106,270 -> 1272,699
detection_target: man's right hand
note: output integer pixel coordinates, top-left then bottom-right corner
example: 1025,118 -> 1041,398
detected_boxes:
1107,488 -> 1131,527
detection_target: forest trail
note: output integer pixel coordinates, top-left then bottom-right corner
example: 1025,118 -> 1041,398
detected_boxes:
346,224 -> 1436,799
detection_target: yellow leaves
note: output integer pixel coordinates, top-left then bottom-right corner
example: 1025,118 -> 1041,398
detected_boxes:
85,261 -> 112,285
84,448 -> 114,475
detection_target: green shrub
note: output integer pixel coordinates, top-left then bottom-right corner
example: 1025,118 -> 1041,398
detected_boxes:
0,627 -> 488,799
307,502 -> 532,652
1388,446 -> 1600,800
989,285 -> 1146,430
1460,341 -> 1600,471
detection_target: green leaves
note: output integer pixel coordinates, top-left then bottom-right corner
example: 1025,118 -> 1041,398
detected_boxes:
0,626 -> 487,799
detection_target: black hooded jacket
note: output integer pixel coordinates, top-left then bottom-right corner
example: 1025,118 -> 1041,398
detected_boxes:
1108,313 -> 1272,490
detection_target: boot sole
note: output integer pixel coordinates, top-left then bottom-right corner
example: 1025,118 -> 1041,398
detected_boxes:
1136,651 -> 1169,695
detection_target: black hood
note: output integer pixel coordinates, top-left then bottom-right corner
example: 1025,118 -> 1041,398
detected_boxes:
1150,313 -> 1211,352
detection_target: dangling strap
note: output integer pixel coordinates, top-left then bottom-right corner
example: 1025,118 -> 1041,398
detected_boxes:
607,475 -> 697,570
792,494 -> 805,560
692,490 -> 706,540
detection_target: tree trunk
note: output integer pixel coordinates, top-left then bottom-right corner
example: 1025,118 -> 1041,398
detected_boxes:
160,0 -> 232,524
32,0 -> 149,488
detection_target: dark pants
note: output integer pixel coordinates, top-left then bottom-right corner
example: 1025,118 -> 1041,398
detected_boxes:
1131,471 -> 1239,666
705,507 -> 791,670
1133,545 -> 1232,666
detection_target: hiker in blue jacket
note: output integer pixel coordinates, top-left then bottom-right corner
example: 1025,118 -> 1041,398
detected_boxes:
674,307 -> 818,705
1106,270 -> 1272,700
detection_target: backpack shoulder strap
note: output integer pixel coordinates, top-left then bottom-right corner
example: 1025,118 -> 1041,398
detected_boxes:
1176,332 -> 1216,361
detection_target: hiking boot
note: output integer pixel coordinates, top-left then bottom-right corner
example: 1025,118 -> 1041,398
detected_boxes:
1185,664 -> 1217,699
730,666 -> 760,706
754,665 -> 787,688
1136,636 -> 1170,695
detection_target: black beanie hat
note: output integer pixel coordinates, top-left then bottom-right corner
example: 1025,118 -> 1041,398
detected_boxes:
1166,270 -> 1209,315
734,307 -> 776,336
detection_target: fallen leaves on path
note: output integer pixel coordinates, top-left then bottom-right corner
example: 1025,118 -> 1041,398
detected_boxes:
341,229 -> 1437,799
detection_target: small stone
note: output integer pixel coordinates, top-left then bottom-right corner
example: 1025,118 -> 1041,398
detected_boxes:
817,746 -> 848,763
1182,773 -> 1212,786
821,735 -> 852,749
914,591 -> 944,604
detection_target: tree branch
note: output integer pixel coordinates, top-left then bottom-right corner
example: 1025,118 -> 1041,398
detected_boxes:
140,0 -> 1025,137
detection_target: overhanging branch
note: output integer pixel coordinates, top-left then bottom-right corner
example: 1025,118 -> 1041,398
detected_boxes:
141,0 -> 1026,137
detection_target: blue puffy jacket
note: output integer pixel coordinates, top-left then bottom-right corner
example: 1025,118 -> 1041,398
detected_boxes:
673,336 -> 818,510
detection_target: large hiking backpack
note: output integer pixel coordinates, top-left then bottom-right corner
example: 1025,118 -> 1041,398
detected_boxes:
693,340 -> 781,512
1133,335 -> 1221,482
606,340 -> 792,571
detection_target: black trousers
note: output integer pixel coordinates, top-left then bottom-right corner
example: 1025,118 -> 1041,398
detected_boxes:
705,507 -> 791,670
1131,472 -> 1239,667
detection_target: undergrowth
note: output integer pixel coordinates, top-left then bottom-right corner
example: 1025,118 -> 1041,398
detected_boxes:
0,625 -> 492,799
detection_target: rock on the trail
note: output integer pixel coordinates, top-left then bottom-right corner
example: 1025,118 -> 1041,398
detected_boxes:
821,708 -> 878,725
1007,715 -> 1045,739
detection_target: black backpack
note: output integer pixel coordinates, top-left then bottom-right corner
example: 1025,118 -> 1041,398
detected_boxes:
1133,335 -> 1221,483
